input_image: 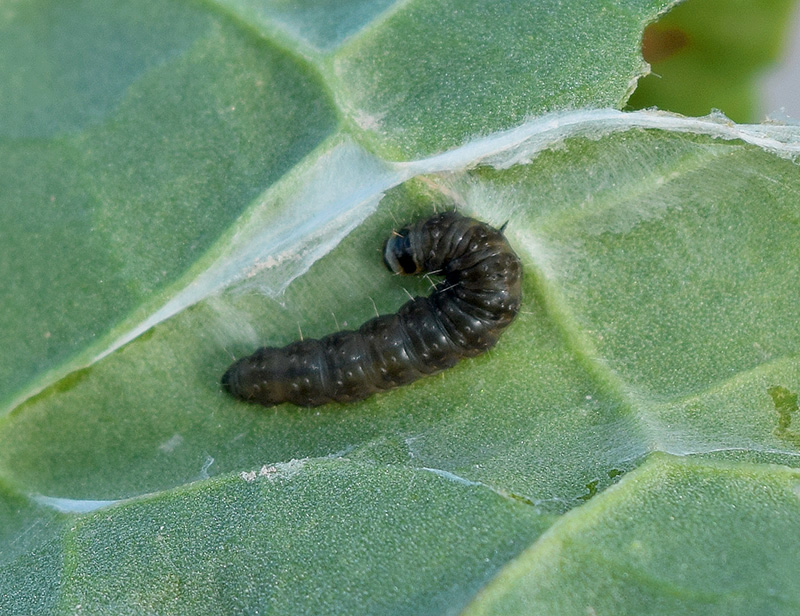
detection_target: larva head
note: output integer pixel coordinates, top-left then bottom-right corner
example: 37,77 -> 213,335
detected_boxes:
383,227 -> 422,275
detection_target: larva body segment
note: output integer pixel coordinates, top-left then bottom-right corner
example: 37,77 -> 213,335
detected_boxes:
222,212 -> 522,407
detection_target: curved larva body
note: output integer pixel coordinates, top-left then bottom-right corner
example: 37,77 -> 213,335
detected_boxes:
222,212 -> 522,407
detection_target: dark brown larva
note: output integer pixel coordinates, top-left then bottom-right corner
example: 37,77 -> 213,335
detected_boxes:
222,211 -> 522,407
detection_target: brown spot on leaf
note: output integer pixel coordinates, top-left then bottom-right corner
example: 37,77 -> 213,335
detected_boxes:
642,24 -> 690,64
768,385 -> 799,440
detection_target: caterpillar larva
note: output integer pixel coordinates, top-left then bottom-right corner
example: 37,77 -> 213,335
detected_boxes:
222,211 -> 522,407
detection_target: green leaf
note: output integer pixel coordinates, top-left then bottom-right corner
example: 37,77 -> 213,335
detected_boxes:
3,1 -> 800,614
463,454 -> 800,615
329,0 -> 672,158
60,459 -> 548,614
0,0 -> 338,410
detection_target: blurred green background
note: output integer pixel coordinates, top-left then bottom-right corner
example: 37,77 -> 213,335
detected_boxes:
629,0 -> 800,122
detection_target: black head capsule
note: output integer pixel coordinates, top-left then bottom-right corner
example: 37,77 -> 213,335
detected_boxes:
383,228 -> 420,274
